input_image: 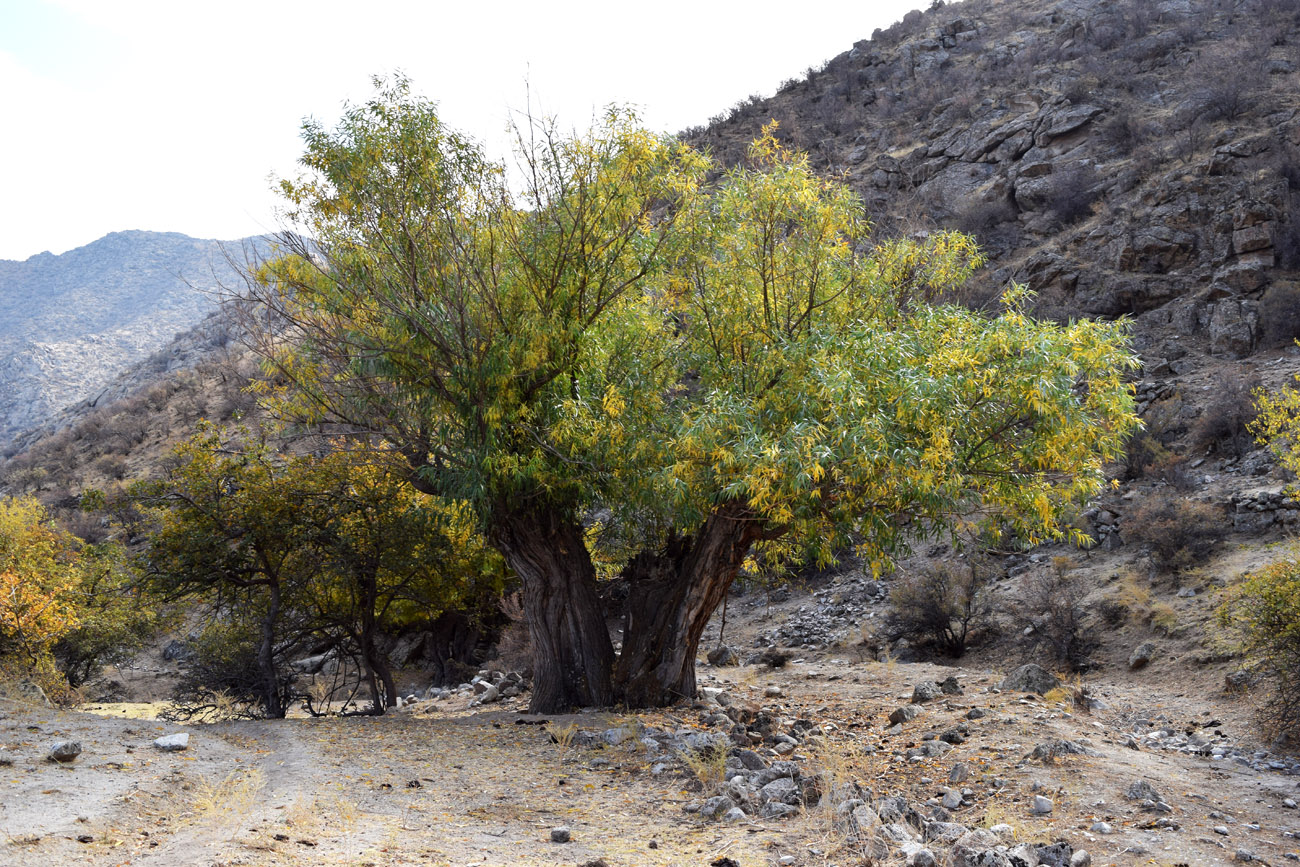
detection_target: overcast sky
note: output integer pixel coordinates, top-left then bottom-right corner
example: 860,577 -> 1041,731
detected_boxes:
0,0 -> 919,262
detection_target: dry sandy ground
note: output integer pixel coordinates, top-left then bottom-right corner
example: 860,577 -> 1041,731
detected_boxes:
3,649 -> 1300,867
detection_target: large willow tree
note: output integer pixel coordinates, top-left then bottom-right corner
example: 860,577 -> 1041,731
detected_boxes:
247,77 -> 1139,712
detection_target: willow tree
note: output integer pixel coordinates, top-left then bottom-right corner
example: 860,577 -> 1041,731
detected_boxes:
247,79 -> 1139,712
593,128 -> 1140,705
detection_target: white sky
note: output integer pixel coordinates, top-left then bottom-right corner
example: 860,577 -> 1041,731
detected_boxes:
0,0 -> 919,262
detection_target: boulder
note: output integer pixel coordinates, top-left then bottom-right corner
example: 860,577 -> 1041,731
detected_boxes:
912,681 -> 943,703
1128,642 -> 1157,670
154,733 -> 189,752
1125,780 -> 1162,802
706,645 -> 739,667
48,741 -> 82,763
999,664 -> 1060,694
889,705 -> 925,725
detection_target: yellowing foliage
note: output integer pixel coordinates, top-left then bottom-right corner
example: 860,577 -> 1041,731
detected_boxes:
0,496 -> 82,664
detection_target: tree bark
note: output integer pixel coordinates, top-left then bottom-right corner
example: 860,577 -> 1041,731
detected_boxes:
257,582 -> 286,719
615,500 -> 767,708
492,505 -> 614,713
356,572 -> 397,714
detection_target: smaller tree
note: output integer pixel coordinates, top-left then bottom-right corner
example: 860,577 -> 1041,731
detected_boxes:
1219,553 -> 1300,740
136,427 -> 505,717
0,496 -> 82,682
882,557 -> 995,657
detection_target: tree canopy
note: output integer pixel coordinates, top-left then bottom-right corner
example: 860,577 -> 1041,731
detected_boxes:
246,77 -> 1140,711
136,426 -> 505,717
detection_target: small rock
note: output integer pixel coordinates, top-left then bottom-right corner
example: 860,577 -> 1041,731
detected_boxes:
1070,851 -> 1092,867
707,645 -> 739,667
764,685 -> 783,698
48,741 -> 82,763
1128,642 -> 1157,670
942,789 -> 963,810
1090,821 -> 1113,834
550,826 -> 571,843
1214,825 -> 1231,836
154,733 -> 189,752
1032,795 -> 1053,815
1124,780 -> 1161,802
889,705 -> 924,725
1284,798 -> 1297,809
912,681 -> 943,703
1000,664 -> 1061,695
949,762 -> 970,783
939,675 -> 963,695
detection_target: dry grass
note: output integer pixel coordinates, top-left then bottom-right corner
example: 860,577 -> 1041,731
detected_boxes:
192,767 -> 265,834
678,742 -> 729,794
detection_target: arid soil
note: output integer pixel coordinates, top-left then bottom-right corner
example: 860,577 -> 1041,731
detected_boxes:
4,560 -> 1300,867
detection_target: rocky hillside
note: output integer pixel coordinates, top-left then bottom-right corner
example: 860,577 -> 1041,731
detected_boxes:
688,0 -> 1300,361
0,231 -> 265,450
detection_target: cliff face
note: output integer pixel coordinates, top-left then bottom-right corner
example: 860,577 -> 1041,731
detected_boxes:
0,231 -> 263,449
687,0 -> 1300,363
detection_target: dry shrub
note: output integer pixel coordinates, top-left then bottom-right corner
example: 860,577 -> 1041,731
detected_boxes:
1219,551 -> 1300,742
1017,557 -> 1095,671
1126,490 -> 1225,572
491,592 -> 532,673
1190,372 -> 1260,458
1259,282 -> 1300,344
882,557 -> 995,657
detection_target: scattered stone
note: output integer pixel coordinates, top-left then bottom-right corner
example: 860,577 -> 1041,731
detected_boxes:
912,681 -> 943,703
154,733 -> 189,752
48,741 -> 82,763
889,705 -> 924,725
1029,739 -> 1102,761
1214,825 -> 1231,836
1032,795 -> 1053,815
550,826 -> 571,843
949,762 -> 970,784
1128,642 -> 1157,670
999,664 -> 1061,695
939,675 -> 963,695
1125,780 -> 1161,802
941,789 -> 963,810
1090,821 -> 1113,834
764,685 -> 783,698
707,645 -> 739,667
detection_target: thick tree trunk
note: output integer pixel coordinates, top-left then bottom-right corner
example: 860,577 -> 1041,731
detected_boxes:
357,573 -> 397,714
257,583 -> 286,719
492,505 -> 614,713
615,501 -> 767,708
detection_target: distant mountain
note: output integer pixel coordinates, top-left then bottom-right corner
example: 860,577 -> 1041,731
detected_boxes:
0,230 -> 266,449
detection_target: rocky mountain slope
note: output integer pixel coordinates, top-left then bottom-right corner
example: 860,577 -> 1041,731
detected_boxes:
0,231 -> 264,450
688,0 -> 1300,362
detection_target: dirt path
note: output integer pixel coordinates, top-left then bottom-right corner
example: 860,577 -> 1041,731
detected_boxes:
4,653 -> 1299,867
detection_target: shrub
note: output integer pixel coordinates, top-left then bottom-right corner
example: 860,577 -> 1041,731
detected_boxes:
1126,490 -> 1225,572
1046,164 -> 1102,226
1218,551 -> 1300,741
1258,283 -> 1300,345
882,558 -> 995,657
1190,372 -> 1260,458
1017,556 -> 1096,670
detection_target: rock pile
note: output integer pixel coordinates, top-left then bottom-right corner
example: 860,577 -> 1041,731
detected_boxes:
409,668 -> 530,709
755,575 -> 887,649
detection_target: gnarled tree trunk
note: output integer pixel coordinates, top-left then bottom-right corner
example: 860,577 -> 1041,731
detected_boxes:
615,500 -> 769,708
493,505 -> 614,713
